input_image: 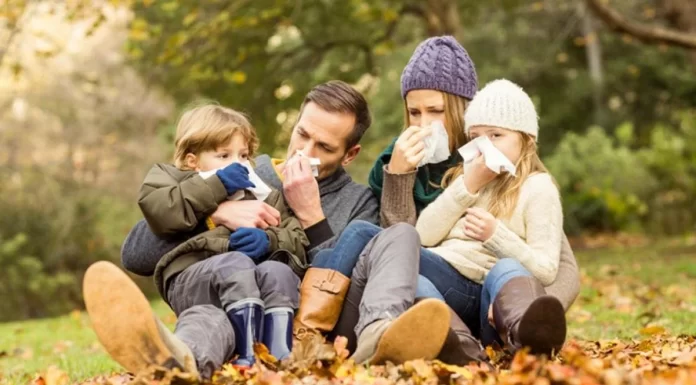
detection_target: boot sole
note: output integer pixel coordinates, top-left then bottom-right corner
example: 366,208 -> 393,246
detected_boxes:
83,261 -> 179,374
370,299 -> 451,364
517,295 -> 566,354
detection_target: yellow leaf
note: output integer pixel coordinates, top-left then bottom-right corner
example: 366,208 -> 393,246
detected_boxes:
434,361 -> 473,379
532,2 -> 544,11
253,342 -> 278,365
129,28 -> 149,41
639,325 -> 666,336
183,11 -> 197,27
44,365 -> 69,385
161,1 -> 178,13
224,70 -> 247,84
383,8 -> 398,22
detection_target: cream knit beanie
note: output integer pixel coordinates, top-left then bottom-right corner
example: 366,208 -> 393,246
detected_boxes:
464,79 -> 539,139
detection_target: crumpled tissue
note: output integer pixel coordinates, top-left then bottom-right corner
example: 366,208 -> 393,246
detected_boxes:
294,150 -> 321,177
418,120 -> 451,168
199,161 -> 273,201
457,136 -> 516,176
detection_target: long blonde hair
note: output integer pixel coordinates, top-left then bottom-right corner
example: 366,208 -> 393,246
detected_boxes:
443,132 -> 551,219
403,91 -> 469,186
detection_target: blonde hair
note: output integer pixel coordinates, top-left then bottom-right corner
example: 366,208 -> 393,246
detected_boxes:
173,104 -> 259,170
404,91 -> 469,187
443,132 -> 552,219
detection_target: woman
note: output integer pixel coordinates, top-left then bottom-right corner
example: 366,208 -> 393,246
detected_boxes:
367,36 -> 581,359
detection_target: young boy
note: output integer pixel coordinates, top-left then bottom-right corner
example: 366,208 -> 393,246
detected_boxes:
96,104 -> 308,368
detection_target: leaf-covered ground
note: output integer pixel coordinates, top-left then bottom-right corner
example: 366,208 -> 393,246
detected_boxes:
2,236 -> 695,385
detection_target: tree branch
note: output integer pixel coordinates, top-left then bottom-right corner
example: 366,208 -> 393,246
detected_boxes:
586,0 -> 696,49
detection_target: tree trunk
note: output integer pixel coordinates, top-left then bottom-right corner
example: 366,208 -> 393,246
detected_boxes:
405,0 -> 464,40
578,1 -> 605,124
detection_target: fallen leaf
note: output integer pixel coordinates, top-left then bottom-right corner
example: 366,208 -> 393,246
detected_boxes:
14,347 -> 33,360
44,366 -> 69,385
640,325 -> 667,336
53,340 -> 74,354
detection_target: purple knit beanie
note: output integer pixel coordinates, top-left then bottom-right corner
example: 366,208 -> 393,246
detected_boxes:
401,36 -> 478,100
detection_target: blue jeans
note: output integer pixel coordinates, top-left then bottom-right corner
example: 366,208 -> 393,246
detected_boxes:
311,220 -> 444,300
419,251 -> 532,345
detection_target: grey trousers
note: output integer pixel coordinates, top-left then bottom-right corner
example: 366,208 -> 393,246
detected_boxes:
165,252 -> 301,378
330,223 -> 420,353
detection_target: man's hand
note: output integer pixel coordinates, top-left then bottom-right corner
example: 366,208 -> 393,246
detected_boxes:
463,207 -> 497,241
211,200 -> 280,230
283,156 -> 324,228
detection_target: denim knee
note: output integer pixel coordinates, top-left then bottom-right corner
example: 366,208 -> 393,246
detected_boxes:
415,275 -> 444,300
487,258 -> 531,282
348,220 -> 381,236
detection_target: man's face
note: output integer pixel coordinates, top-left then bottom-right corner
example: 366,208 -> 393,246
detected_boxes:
286,102 -> 361,179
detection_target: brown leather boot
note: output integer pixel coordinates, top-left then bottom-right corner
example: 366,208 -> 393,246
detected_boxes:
437,306 -> 489,366
492,276 -> 566,355
293,267 -> 350,343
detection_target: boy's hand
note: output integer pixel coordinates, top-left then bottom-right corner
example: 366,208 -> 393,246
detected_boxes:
463,207 -> 497,241
216,163 -> 255,195
229,227 -> 270,260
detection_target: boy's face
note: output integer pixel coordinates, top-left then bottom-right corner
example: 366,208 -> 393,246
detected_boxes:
186,132 -> 250,172
285,102 -> 361,179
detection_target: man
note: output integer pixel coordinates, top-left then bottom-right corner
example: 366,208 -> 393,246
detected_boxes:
84,81 -> 380,379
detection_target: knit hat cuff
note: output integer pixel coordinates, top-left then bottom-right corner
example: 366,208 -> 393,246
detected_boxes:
401,78 -> 477,100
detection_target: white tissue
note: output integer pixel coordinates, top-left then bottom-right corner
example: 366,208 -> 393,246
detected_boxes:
457,136 -> 517,176
295,150 -> 321,177
418,120 -> 451,168
199,161 -> 273,201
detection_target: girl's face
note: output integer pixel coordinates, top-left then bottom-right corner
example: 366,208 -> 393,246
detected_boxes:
186,132 -> 250,172
406,89 -> 445,128
468,125 -> 523,164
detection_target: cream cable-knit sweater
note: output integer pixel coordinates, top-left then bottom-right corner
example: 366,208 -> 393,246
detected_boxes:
415,172 -> 563,285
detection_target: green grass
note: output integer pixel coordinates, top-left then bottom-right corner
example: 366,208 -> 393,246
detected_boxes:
568,237 -> 696,340
1,238 -> 695,384
0,301 -> 176,385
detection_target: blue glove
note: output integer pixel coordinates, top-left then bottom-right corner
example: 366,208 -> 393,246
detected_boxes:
216,163 -> 255,195
229,227 -> 270,261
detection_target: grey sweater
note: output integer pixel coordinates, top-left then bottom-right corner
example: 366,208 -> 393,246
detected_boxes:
121,155 -> 379,276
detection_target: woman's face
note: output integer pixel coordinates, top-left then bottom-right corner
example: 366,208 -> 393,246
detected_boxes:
406,90 -> 445,128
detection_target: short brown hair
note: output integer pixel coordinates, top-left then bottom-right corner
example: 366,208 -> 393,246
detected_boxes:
173,104 -> 259,170
299,81 -> 371,149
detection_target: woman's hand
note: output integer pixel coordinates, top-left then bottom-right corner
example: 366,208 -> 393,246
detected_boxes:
463,207 -> 497,241
463,154 -> 498,194
388,126 -> 432,174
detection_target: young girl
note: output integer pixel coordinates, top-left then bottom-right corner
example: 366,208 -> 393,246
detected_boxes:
415,79 -> 566,355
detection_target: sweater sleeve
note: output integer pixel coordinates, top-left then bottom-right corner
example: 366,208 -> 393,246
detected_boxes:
138,164 -> 229,237
379,165 -> 418,227
416,175 -> 479,247
483,174 -> 563,286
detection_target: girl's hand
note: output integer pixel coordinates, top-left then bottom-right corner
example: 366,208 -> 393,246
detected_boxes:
388,126 -> 432,174
463,207 -> 497,241
463,154 -> 498,194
